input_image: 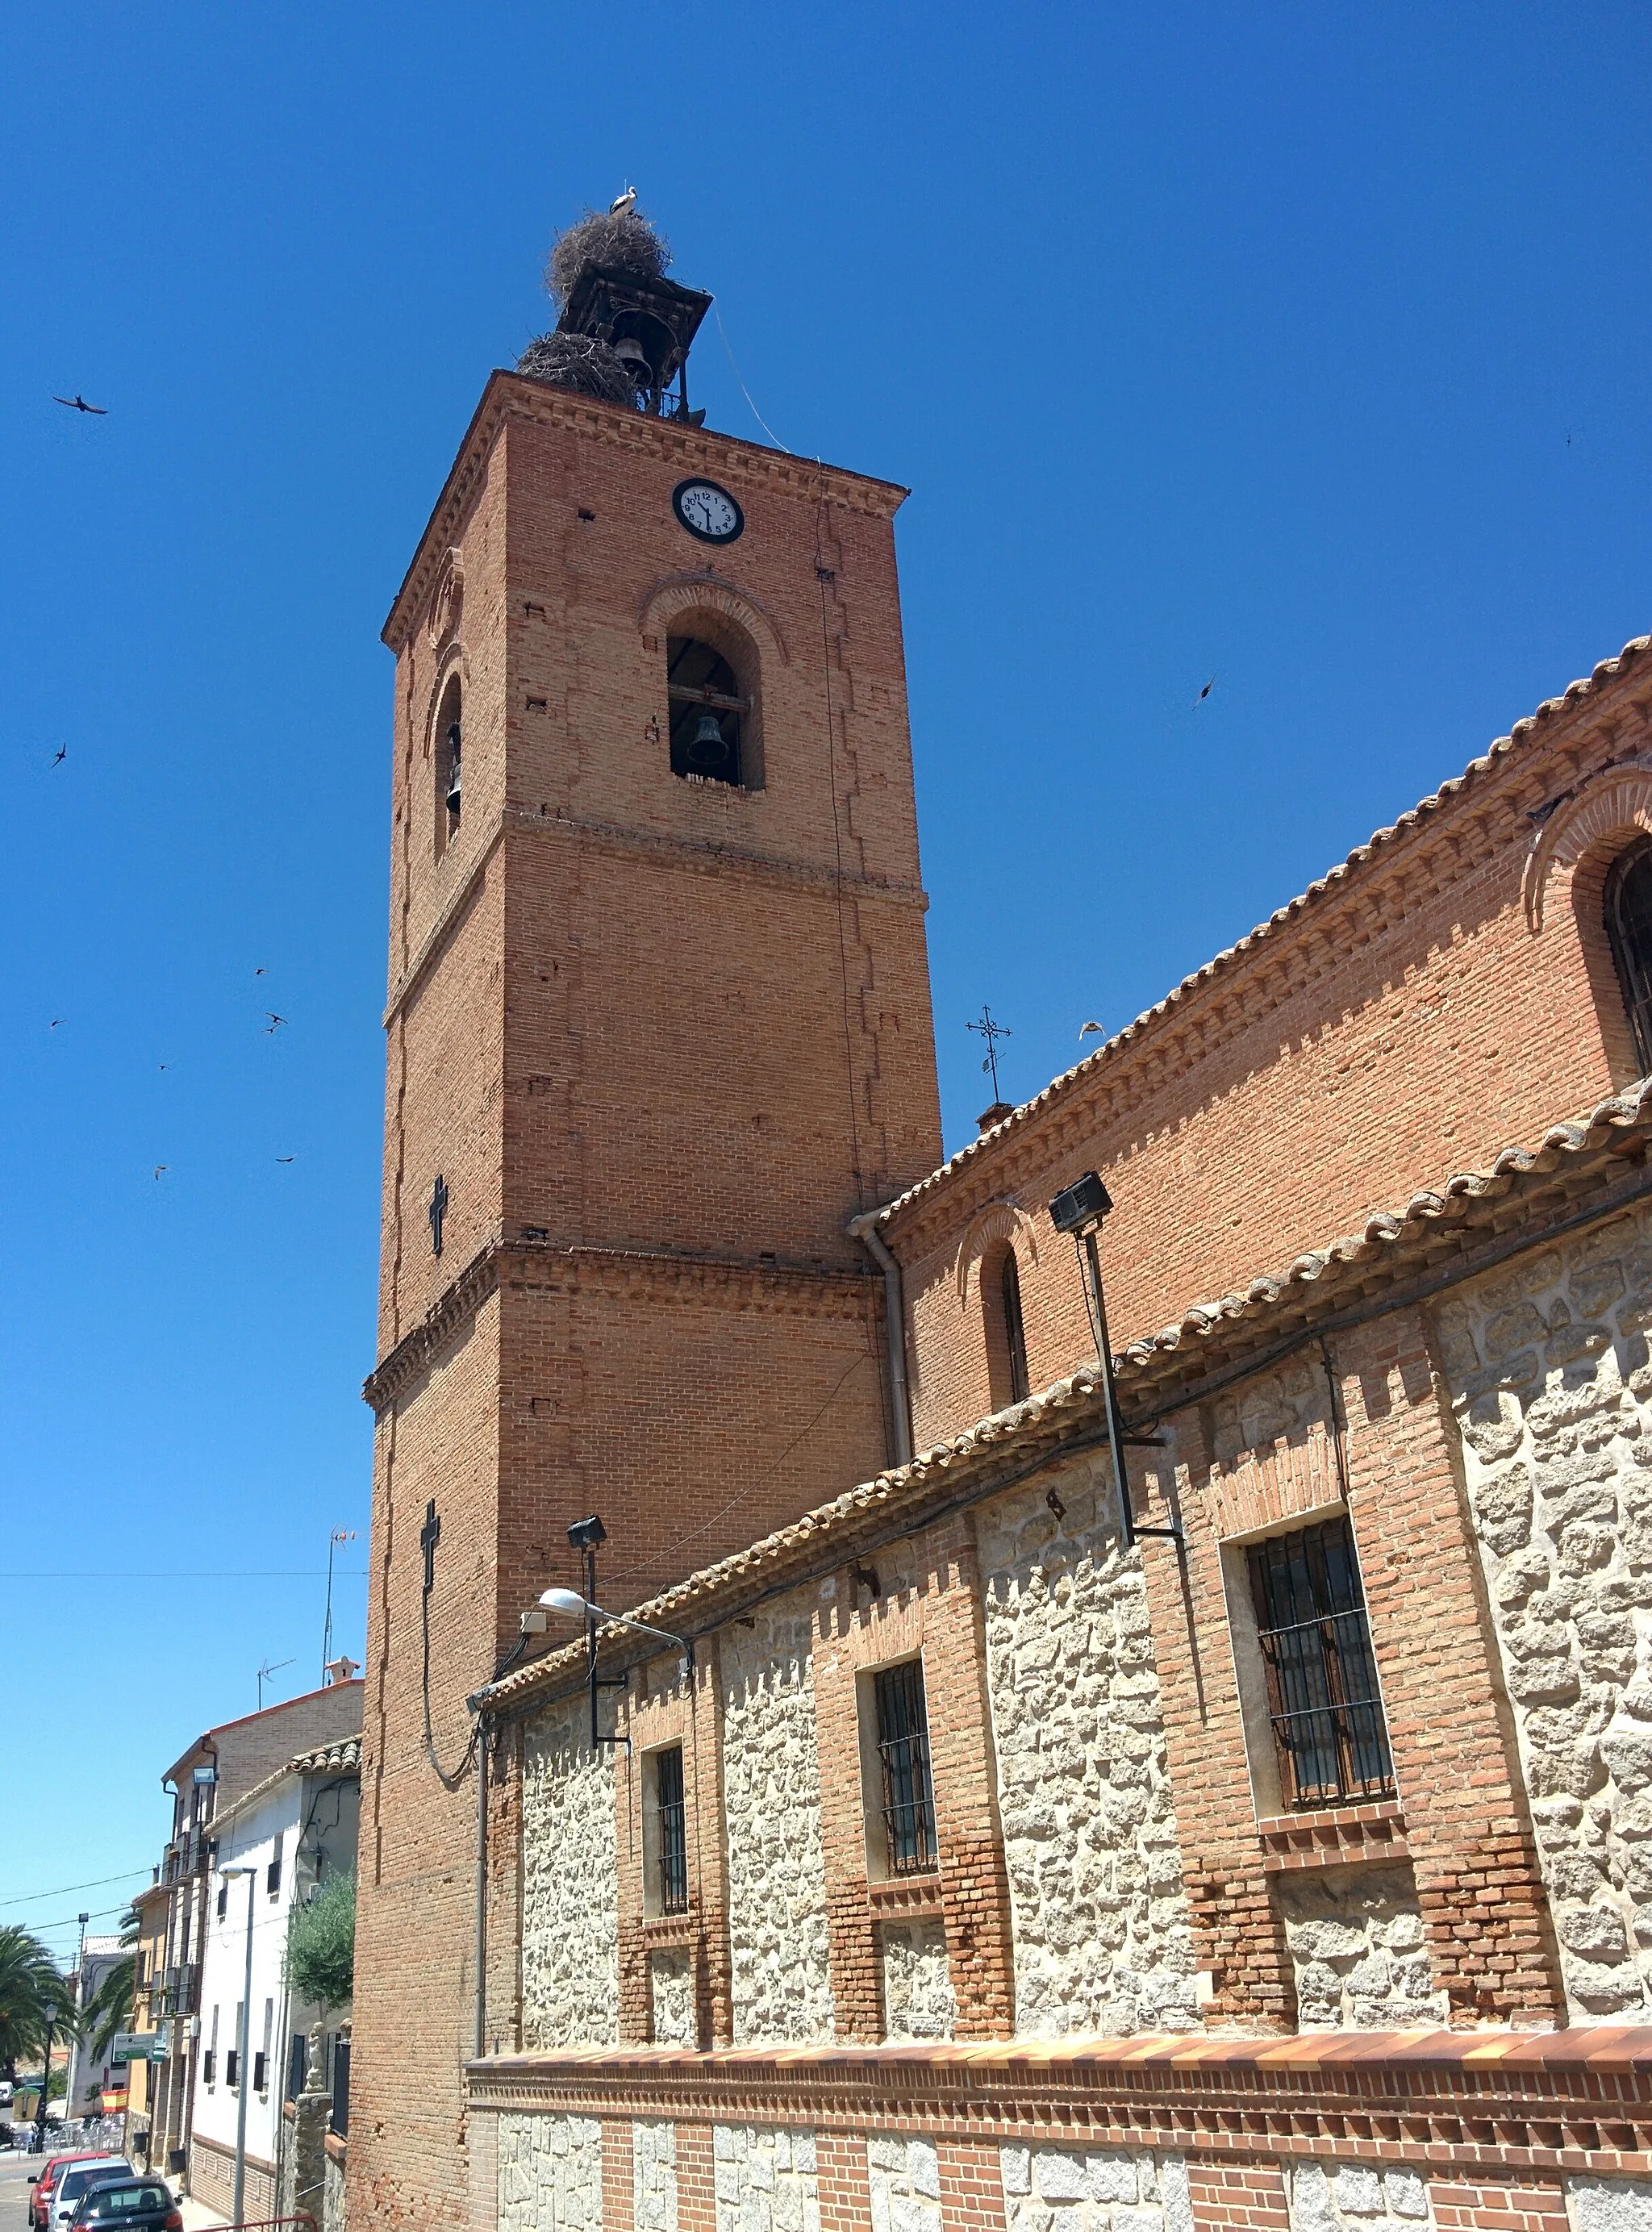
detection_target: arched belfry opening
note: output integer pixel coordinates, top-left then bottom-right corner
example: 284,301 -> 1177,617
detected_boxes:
1604,836 -> 1652,1075
434,673 -> 462,855
665,616 -> 762,790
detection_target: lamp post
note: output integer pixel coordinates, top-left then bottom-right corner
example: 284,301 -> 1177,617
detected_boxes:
34,2000 -> 56,2151
61,1910 -> 89,2130
529,1579 -> 694,1751
219,1865 -> 257,2228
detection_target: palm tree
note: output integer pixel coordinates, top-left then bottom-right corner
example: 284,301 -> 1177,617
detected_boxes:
81,1909 -> 140,2063
0,1927 -> 68,2084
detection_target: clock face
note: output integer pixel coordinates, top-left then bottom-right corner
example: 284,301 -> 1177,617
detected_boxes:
672,478 -> 745,544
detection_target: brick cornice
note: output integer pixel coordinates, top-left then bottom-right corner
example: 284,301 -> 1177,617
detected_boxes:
465,2028 -> 1652,2176
365,1237 -> 878,1412
876,641 -> 1652,1255
384,371 -> 907,653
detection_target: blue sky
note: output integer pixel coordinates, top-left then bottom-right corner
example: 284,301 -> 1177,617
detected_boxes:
3,2 -> 1649,1960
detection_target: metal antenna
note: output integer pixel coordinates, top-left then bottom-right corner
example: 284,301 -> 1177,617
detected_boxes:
322,1527 -> 358,1681
257,1656 -> 294,1710
967,1005 -> 1012,1103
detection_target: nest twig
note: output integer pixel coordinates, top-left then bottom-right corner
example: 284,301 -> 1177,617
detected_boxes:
515,331 -> 637,407
545,207 -> 671,306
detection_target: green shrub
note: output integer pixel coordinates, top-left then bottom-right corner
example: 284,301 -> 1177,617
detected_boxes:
285,1871 -> 354,2011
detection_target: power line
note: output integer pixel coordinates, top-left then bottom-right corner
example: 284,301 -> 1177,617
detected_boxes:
0,1569 -> 368,1581
1,1866 -> 152,1909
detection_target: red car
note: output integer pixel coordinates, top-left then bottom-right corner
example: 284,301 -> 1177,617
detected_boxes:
29,2155 -> 109,2232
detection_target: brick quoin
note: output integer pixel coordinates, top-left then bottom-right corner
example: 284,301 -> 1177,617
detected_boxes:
814,2128 -> 873,2230
601,2117 -> 635,2232
937,2140 -> 1012,2231
353,372 -> 945,2232
1428,2181 -> 1570,2232
1187,2160 -> 1291,2232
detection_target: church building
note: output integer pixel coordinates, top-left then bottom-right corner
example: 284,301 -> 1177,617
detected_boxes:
349,207 -> 1652,2232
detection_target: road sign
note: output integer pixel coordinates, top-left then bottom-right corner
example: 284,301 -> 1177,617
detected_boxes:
112,2032 -> 168,2062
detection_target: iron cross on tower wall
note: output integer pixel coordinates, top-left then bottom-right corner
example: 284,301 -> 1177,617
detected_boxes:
428,1173 -> 448,1257
420,1500 -> 441,1595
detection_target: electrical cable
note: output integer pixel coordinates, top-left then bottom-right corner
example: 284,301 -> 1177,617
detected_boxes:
1,1867 -> 152,1909
812,492 -> 865,1212
712,305 -> 790,453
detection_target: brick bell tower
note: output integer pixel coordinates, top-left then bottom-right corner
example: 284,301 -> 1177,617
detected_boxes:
350,207 -> 941,2230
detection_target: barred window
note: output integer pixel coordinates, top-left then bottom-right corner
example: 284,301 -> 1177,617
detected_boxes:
655,1745 -> 688,1915
1605,837 -> 1652,1077
874,1660 -> 937,1875
1246,1517 -> 1394,1809
1001,1252 -> 1029,1404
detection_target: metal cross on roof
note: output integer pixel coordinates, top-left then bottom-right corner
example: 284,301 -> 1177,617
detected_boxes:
420,1500 -> 441,1596
428,1173 -> 448,1258
967,1005 -> 1012,1104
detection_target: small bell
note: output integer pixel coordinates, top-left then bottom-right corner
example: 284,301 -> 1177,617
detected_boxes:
687,711 -> 727,767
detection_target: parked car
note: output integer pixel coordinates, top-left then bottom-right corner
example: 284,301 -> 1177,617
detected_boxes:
29,2155 -> 112,2230
67,2176 -> 181,2230
44,2159 -> 134,2229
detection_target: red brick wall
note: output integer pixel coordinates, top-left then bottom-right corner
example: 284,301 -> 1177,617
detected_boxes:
1187,2160 -> 1291,2232
353,382 -> 945,2232
891,652 -> 1652,1452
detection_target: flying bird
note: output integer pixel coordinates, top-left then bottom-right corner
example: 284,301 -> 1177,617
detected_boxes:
609,187 -> 637,218
53,394 -> 107,415
152,1165 -> 168,1180
50,745 -> 66,766
49,1018 -> 65,1030
276,1156 -> 295,1164
1195,677 -> 1216,703
1079,1021 -> 1105,1039
254,966 -> 268,976
265,1012 -> 287,1032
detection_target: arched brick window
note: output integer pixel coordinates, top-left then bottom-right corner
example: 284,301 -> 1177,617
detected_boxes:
433,672 -> 462,855
664,611 -> 763,791
1604,836 -> 1652,1076
983,1245 -> 1030,1409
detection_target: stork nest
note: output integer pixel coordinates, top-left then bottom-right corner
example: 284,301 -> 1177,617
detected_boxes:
515,330 -> 638,408
545,207 -> 671,306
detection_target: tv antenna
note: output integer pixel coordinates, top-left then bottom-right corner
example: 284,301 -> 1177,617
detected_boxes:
322,1527 -> 358,1680
257,1657 -> 294,1710
967,1005 -> 1012,1103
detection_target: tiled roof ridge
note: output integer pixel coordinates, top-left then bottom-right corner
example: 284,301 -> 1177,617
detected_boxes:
872,632 -> 1651,1229
482,1076 -> 1652,1711
288,1735 -> 362,1775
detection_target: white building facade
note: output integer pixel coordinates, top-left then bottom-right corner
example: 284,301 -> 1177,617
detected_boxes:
188,1737 -> 359,2222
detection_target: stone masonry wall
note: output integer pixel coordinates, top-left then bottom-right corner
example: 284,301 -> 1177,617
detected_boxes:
867,2134 -> 941,2232
1286,2162 -> 1434,2232
634,2119 -> 678,2232
497,2110 -> 603,2232
999,2142 -> 1192,2232
1274,1864 -> 1450,2030
711,2125 -> 818,2232
878,1917 -> 955,2041
1440,1204 -> 1652,2019
648,1950 -> 695,2046
978,1457 -> 1199,2036
720,1608 -> 835,2045
521,1700 -> 619,2047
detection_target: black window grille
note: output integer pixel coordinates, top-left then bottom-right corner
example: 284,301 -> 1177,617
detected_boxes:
202,2051 -> 215,2088
655,1745 -> 688,1915
1001,1252 -> 1029,1404
667,636 -> 747,786
286,2030 -> 307,2101
874,1660 -> 937,1875
252,2051 -> 267,2093
266,1834 -> 282,1899
1246,1517 -> 1395,1809
224,2048 -> 238,2088
1605,839 -> 1652,1077
329,2038 -> 350,2137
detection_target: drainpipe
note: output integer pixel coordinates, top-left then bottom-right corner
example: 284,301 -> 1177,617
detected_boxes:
848,1211 -> 912,1468
472,1706 -> 488,2063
